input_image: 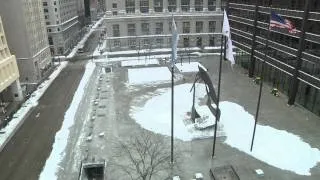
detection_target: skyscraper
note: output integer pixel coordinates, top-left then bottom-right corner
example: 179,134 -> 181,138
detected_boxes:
42,0 -> 84,55
0,16 -> 23,103
227,0 -> 320,115
0,0 -> 52,86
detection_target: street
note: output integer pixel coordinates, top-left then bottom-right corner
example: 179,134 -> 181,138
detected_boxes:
0,61 -> 86,180
0,27 -> 100,180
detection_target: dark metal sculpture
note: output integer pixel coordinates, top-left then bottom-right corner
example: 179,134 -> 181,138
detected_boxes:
190,65 -> 221,157
190,65 -> 221,122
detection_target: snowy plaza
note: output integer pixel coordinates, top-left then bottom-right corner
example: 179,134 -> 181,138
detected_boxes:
31,53 -> 320,179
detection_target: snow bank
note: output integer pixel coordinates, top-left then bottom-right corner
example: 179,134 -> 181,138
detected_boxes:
130,83 -> 221,141
39,61 -> 95,180
175,62 -> 206,73
219,101 -> 320,176
121,59 -> 159,67
130,83 -> 320,175
128,67 -> 172,85
94,54 -> 171,63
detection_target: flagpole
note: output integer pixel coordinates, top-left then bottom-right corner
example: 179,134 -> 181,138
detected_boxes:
171,63 -> 174,163
250,3 -> 273,152
212,33 -> 224,158
170,16 -> 177,164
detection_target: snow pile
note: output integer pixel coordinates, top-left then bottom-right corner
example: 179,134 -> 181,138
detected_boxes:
204,46 -> 221,50
94,54 -> 171,63
130,83 -> 222,141
175,62 -> 206,73
103,47 -> 198,56
128,67 -> 172,85
219,101 -> 320,176
0,62 -> 68,148
121,59 -> 159,67
39,61 -> 96,180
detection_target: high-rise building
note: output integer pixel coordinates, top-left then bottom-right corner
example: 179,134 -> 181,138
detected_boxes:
42,0 -> 84,55
0,16 -> 23,103
77,0 -> 86,27
227,0 -> 320,115
0,0 -> 52,86
90,0 -> 98,21
97,0 -> 106,14
84,0 -> 91,20
104,0 -> 223,51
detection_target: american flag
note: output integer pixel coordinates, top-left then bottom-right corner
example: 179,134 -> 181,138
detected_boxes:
270,11 -> 298,33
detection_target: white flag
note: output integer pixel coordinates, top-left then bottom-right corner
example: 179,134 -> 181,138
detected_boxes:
222,10 -> 230,37
222,10 -> 235,65
226,38 -> 235,65
171,17 -> 179,67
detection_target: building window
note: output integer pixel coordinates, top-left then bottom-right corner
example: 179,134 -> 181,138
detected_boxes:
43,2 -> 48,6
154,0 -> 163,12
45,15 -> 49,19
209,21 -> 216,32
183,22 -> 190,33
183,37 -> 189,47
46,22 -> 50,25
128,24 -> 136,36
140,0 -> 149,13
141,23 -> 150,35
195,0 -> 203,11
112,11 -> 118,15
125,0 -> 135,13
209,36 -> 215,46
47,28 -> 52,32
181,0 -> 190,12
208,0 -> 216,11
196,21 -> 203,33
113,24 -> 120,37
196,37 -> 202,47
143,39 -> 150,48
168,0 -> 177,12
55,8 -> 57,12
128,39 -> 136,49
112,3 -> 117,8
44,8 -> 48,13
54,1 -> 56,5
156,38 -> 164,47
114,40 -> 121,47
155,22 -> 163,34
48,36 -> 53,45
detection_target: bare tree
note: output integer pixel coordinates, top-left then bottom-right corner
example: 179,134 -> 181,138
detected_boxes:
110,131 -> 178,180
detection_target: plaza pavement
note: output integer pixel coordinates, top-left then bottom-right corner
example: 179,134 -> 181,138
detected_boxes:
57,55 -> 320,180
